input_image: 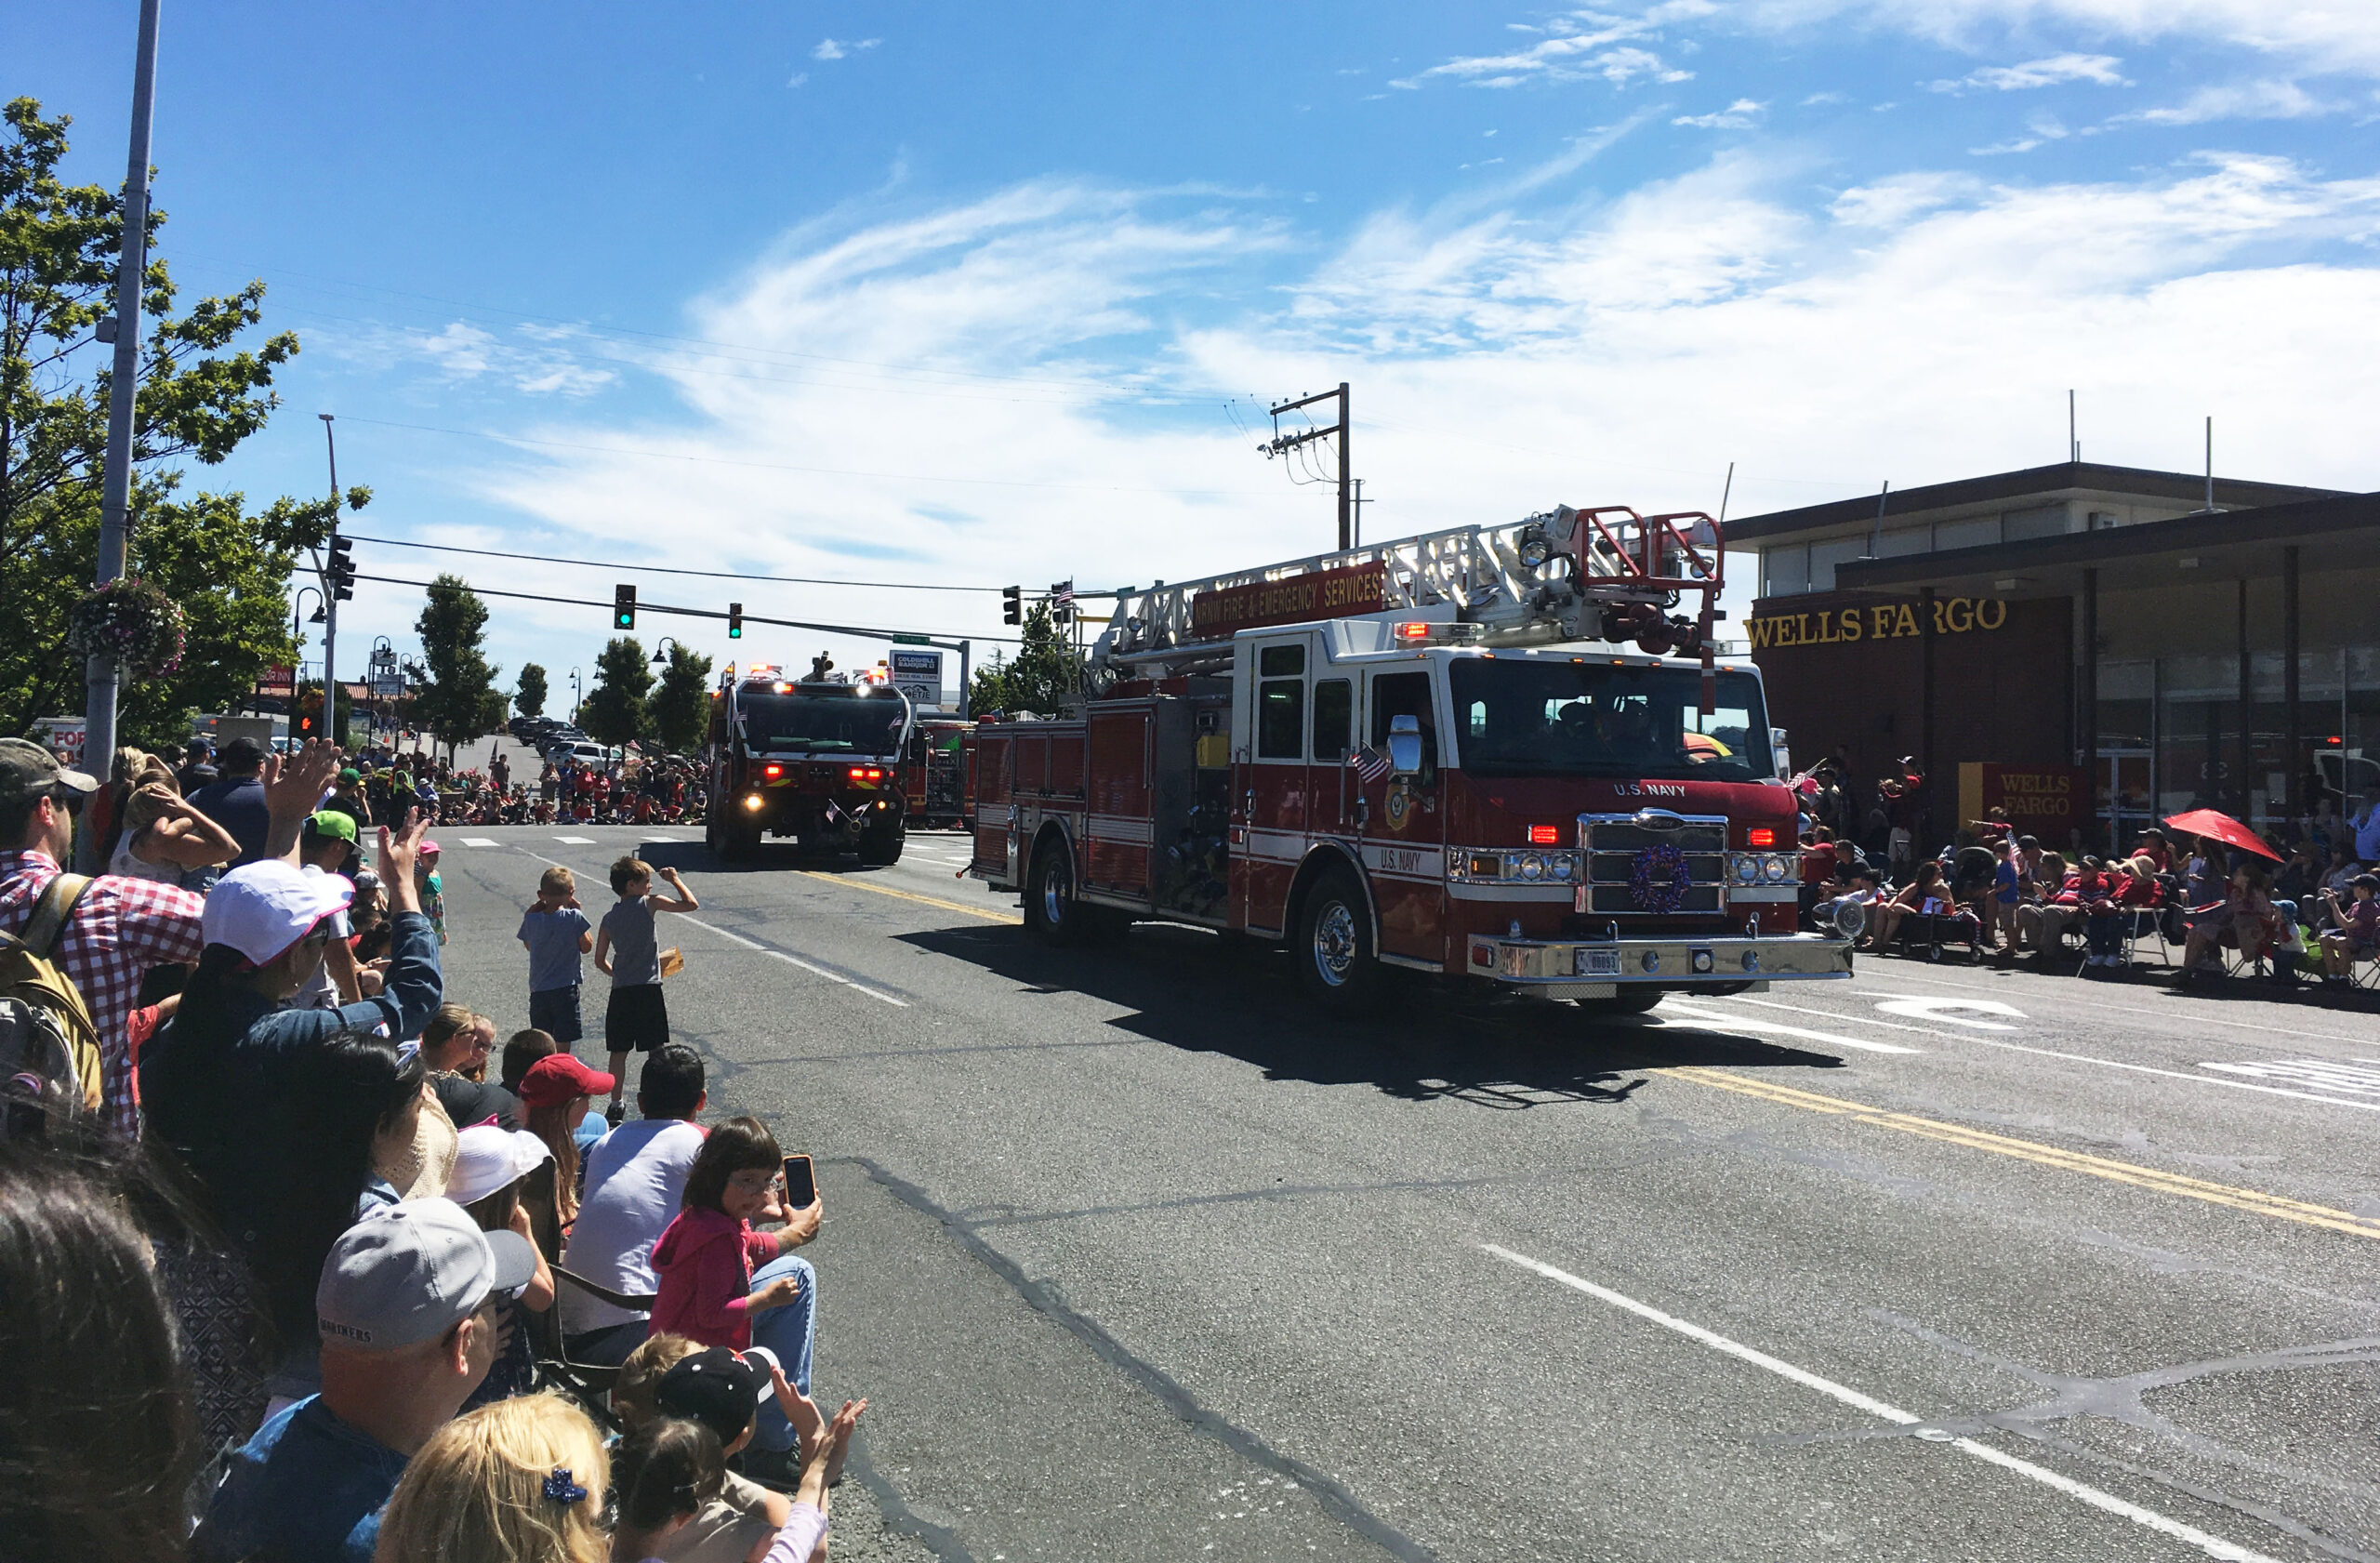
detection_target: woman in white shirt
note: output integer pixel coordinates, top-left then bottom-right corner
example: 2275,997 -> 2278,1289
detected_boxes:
110,783 -> 241,882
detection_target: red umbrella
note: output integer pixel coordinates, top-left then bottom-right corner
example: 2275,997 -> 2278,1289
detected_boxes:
2160,809 -> 2282,863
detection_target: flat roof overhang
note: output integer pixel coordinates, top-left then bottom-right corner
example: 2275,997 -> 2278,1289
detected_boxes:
1816,491 -> 2380,603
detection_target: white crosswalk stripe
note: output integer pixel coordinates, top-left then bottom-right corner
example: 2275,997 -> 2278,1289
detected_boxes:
459,837 -> 498,847
2201,1058 -> 2380,1098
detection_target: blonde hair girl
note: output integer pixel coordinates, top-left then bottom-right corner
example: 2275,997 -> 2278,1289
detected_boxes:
372,1394 -> 608,1563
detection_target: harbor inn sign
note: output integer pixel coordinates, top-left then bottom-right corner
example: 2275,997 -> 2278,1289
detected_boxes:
1745,596 -> 2008,649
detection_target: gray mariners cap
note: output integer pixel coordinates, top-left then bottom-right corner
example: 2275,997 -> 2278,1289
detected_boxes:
316,1199 -> 537,1350
0,737 -> 99,805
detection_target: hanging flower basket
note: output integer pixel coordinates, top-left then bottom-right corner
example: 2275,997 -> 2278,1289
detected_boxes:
67,576 -> 186,677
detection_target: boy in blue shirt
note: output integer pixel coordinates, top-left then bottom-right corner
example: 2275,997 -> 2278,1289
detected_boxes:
518,866 -> 595,1048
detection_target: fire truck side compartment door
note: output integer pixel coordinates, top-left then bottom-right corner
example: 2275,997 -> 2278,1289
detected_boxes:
1360,668 -> 1448,967
1236,634 -> 1313,934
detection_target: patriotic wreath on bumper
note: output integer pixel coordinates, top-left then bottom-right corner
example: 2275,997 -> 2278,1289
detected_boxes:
1628,841 -> 1691,914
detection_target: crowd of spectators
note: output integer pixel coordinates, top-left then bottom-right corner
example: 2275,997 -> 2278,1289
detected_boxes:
1793,756 -> 2380,994
0,732 -> 861,1563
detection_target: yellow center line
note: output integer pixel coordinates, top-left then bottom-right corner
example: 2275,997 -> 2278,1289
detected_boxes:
1670,1066 -> 2380,1242
795,869 -> 1022,924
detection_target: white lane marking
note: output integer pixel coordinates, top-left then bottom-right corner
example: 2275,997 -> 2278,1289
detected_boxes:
554,835 -> 597,844
1658,1003 -> 1922,1055
639,834 -> 692,842
1874,997 -> 2024,1031
459,837 -> 499,848
2202,1058 -> 2380,1098
1482,1244 -> 2282,1563
1719,993 -> 2380,1115
672,915 -> 908,1008
1855,969 -> 2380,1049
1724,996 -> 1959,1040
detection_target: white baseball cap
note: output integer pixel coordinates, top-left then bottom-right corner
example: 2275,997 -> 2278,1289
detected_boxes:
446,1126 -> 554,1206
316,1200 -> 537,1351
202,860 -> 354,967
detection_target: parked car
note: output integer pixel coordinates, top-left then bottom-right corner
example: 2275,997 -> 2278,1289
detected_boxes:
551,740 -> 609,766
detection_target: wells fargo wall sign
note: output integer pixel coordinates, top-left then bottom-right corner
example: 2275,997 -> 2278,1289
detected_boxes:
1191,561 -> 1388,641
1746,596 -> 2007,649
1958,762 -> 2090,834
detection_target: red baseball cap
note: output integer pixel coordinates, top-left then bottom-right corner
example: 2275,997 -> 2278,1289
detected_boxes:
517,1053 -> 615,1107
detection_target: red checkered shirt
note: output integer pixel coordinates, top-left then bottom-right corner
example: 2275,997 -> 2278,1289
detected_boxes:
0,850 -> 206,1135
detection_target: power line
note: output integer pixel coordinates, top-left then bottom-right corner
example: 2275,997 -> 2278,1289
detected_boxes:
345,534 -> 1002,592
334,415 -> 1281,498
348,573 -> 1022,644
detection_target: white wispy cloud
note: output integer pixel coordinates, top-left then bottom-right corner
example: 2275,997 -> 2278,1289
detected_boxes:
1674,98 -> 1765,127
388,148 -> 2380,682
2114,78 -> 2342,125
336,322 -> 619,397
1927,52 -> 2126,92
1393,4 -> 1711,89
1742,1 -> 2380,78
812,37 -> 880,61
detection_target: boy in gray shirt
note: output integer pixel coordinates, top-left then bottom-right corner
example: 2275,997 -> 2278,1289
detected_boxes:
518,865 -> 596,1046
594,854 -> 699,1123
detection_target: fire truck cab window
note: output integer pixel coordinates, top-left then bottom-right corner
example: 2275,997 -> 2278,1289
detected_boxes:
1446,660 -> 1773,782
1312,680 -> 1352,761
740,690 -> 906,757
1257,678 -> 1305,760
1368,671 -> 1437,778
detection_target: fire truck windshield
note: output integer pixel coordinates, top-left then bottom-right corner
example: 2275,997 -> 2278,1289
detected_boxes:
738,690 -> 906,757
1446,660 -> 1775,782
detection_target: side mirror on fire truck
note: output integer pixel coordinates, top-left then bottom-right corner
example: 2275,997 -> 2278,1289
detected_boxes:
1385,714 -> 1423,778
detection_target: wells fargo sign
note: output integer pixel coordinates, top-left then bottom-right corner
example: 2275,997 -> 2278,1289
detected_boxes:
1747,596 -> 2006,649
1958,762 -> 2090,834
1190,561 -> 1388,641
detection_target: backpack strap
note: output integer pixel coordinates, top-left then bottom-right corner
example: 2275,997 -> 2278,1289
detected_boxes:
22,874 -> 94,960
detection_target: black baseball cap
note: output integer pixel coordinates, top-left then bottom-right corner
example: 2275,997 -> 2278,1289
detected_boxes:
654,1347 -> 766,1445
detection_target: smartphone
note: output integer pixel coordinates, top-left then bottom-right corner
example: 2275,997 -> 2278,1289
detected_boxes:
780,1153 -> 816,1210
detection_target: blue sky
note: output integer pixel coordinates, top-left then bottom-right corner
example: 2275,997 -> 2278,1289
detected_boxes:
16,1 -> 2380,707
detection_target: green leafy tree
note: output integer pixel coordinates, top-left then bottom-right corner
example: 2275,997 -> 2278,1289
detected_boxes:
650,642 -> 713,754
968,649 -> 1012,715
515,662 -> 548,719
581,637 -> 651,747
991,603 -> 1082,717
1,98 -> 363,748
411,574 -> 503,759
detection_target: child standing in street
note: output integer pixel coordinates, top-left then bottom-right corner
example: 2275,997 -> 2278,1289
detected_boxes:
593,854 -> 698,1124
416,839 -> 447,946
517,866 -> 595,1050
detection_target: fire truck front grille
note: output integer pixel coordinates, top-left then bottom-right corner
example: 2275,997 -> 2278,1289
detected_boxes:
1578,813 -> 1730,917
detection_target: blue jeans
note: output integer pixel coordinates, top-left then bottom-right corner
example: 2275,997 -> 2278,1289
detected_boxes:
747,1253 -> 816,1452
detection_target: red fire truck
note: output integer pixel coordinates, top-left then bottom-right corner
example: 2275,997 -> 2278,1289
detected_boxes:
705,665 -> 915,863
903,718 -> 974,830
963,507 -> 1851,1013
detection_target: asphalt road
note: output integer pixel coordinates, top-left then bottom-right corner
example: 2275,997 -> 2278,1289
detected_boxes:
430,823 -> 2380,1563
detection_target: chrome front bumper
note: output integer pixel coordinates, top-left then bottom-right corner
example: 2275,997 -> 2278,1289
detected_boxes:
1464,931 -> 1853,999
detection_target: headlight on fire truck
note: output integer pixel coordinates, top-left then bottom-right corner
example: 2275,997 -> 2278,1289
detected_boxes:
1452,849 -> 1580,883
1728,852 -> 1799,885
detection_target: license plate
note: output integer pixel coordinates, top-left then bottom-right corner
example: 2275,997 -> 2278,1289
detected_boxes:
1575,947 -> 1620,977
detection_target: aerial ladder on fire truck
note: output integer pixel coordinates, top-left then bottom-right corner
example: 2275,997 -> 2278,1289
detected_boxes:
1092,505 -> 1728,706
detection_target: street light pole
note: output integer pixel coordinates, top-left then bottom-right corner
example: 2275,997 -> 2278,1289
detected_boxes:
78,0 -> 164,870
570,667 -> 583,722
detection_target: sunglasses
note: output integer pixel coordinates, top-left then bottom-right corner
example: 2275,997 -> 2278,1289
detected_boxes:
50,788 -> 86,818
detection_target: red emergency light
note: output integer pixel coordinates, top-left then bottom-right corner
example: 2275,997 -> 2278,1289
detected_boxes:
1746,827 -> 1776,847
762,764 -> 784,778
1527,825 -> 1560,845
1394,621 -> 1432,641
847,766 -> 885,782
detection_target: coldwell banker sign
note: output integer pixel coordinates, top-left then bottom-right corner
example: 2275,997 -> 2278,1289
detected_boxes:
890,649 -> 944,708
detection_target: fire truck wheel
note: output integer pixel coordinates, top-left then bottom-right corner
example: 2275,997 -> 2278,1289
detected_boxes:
1295,869 -> 1383,1013
1577,989 -> 1663,1016
858,819 -> 906,866
1025,838 -> 1089,945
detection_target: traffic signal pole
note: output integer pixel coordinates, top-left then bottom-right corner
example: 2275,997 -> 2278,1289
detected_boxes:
319,414 -> 339,744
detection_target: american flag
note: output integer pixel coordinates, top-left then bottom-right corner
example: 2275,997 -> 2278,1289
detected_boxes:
1051,580 -> 1075,608
1347,744 -> 1390,784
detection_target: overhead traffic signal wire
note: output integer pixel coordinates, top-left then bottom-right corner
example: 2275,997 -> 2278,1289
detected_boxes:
346,573 -> 1023,644
342,534 -> 1006,593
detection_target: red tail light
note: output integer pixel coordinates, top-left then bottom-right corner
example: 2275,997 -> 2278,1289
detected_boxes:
1747,827 -> 1776,847
1527,824 -> 1559,845
762,764 -> 783,778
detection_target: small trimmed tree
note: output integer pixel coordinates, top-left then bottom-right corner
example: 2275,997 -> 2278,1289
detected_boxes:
581,637 -> 651,747
515,662 -> 548,718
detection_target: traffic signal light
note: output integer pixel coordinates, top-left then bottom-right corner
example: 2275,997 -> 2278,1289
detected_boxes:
1001,585 -> 1021,626
615,583 -> 636,629
326,536 -> 355,601
727,602 -> 743,640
